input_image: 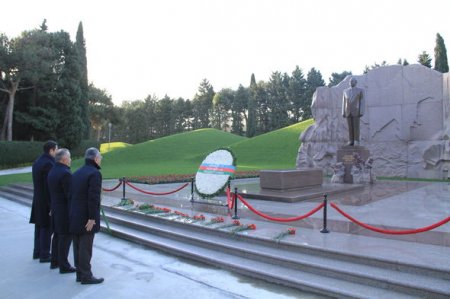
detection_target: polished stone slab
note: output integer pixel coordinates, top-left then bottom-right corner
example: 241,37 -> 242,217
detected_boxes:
260,169 -> 323,190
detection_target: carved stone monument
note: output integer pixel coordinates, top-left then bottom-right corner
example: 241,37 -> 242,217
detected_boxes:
336,146 -> 369,183
297,65 -> 450,179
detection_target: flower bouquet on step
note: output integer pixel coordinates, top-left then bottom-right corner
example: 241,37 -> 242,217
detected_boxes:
204,216 -> 225,226
230,223 -> 256,234
215,220 -> 241,229
274,227 -> 296,242
116,198 -> 135,208
191,214 -> 206,223
144,206 -> 172,215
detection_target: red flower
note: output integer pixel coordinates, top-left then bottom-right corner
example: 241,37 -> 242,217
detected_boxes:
233,220 -> 241,226
194,214 -> 205,220
247,224 -> 256,230
288,227 -> 296,235
212,216 -> 224,223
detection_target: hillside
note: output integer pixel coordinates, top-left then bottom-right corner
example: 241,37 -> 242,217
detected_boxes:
231,119 -> 314,170
100,142 -> 132,154
96,128 -> 247,178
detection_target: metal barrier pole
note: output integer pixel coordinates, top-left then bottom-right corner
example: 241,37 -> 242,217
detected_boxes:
321,194 -> 330,233
190,177 -> 195,202
232,187 -> 239,219
121,177 -> 127,201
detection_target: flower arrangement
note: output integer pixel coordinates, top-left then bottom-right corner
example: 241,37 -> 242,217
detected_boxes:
204,216 -> 225,226
117,198 -> 134,207
127,171 -> 259,185
195,148 -> 236,198
274,227 -> 297,242
192,214 -> 206,222
215,219 -> 241,229
230,223 -> 256,234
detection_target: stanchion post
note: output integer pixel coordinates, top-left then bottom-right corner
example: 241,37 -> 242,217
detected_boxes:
232,187 -> 239,219
190,177 -> 195,202
121,177 -> 127,201
320,194 -> 329,233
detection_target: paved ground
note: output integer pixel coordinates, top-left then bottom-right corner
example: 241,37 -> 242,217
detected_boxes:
0,196 -> 323,299
0,166 -> 32,176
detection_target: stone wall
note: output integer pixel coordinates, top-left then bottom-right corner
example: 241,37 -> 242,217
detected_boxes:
297,65 -> 450,179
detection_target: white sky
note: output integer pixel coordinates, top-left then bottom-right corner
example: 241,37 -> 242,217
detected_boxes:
1,0 -> 450,104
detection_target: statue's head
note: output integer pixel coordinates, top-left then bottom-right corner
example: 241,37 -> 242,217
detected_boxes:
350,77 -> 357,87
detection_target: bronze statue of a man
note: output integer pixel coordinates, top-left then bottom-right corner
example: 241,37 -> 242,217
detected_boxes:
342,78 -> 365,146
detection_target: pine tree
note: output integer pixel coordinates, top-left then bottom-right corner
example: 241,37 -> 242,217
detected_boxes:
434,33 -> 449,73
246,74 -> 257,137
418,51 -> 432,68
304,68 -> 325,119
75,22 -> 90,138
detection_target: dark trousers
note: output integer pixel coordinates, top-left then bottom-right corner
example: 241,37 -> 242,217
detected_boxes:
347,115 -> 360,143
57,234 -> 73,270
51,233 -> 59,265
73,233 -> 95,280
34,225 -> 52,259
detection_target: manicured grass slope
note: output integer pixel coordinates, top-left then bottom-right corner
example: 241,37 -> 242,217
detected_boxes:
100,142 -> 131,154
231,119 -> 314,170
98,128 -> 247,178
0,121 -> 314,185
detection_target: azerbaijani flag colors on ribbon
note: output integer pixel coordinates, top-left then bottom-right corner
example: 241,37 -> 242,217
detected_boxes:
198,163 -> 236,175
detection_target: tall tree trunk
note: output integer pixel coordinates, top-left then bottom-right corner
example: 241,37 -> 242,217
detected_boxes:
7,81 -> 19,141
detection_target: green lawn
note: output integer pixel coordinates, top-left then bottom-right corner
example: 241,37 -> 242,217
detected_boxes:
100,142 -> 132,154
0,121 -> 314,185
231,119 -> 314,170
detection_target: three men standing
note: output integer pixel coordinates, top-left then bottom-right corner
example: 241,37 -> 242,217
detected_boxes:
47,148 -> 76,274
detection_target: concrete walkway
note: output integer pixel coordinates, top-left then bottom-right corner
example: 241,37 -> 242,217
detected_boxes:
0,197 -> 322,299
0,166 -> 32,176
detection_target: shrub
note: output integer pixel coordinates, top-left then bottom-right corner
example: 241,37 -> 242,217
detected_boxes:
0,141 -> 43,168
0,139 -> 100,168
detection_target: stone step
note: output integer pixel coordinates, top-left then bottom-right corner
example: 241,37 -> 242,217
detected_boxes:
103,219 -> 413,299
0,187 -> 32,207
102,206 -> 450,298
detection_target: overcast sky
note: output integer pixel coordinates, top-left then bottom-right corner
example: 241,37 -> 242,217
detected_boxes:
2,0 -> 450,104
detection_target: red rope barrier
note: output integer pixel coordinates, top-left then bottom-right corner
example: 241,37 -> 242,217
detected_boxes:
102,181 -> 123,192
331,202 -> 450,235
226,187 -> 234,209
125,181 -> 189,195
236,194 -> 324,222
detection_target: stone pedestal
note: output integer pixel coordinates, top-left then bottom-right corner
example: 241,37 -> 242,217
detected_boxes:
260,169 -> 323,190
336,146 -> 370,183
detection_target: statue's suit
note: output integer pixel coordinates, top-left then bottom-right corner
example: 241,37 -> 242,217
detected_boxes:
342,86 -> 365,145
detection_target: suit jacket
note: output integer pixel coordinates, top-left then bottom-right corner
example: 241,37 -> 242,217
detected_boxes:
29,153 -> 55,227
342,87 -> 365,117
48,162 -> 72,234
69,159 -> 102,234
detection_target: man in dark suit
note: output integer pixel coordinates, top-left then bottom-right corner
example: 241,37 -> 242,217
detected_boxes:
48,148 -> 76,274
30,140 -> 58,263
342,77 -> 365,146
69,147 -> 104,284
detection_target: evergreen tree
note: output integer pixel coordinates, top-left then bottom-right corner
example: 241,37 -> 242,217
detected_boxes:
418,51 -> 432,68
192,79 -> 214,129
88,83 -> 118,141
232,85 -> 248,135
212,89 -> 232,131
304,68 -> 325,119
53,31 -> 84,148
246,73 -> 257,137
75,21 -> 90,138
288,66 -> 307,123
434,33 -> 449,73
267,72 -> 289,130
328,71 -> 352,87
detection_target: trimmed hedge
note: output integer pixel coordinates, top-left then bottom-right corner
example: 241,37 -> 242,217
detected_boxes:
0,141 -> 43,168
0,140 -> 100,169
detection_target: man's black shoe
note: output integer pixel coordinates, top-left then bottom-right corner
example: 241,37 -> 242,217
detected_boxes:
60,267 -> 76,274
33,253 -> 40,260
81,276 -> 104,285
50,263 -> 59,269
39,257 -> 52,263
76,277 -> 81,282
